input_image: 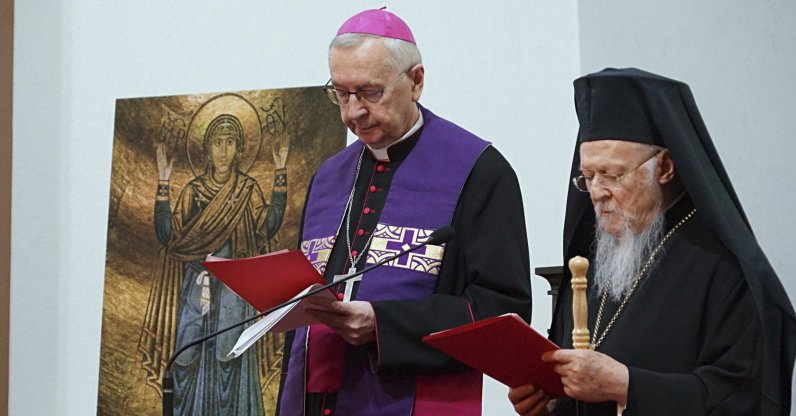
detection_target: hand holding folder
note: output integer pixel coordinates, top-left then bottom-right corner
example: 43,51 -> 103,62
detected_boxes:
225,283 -> 337,357
201,250 -> 337,357
422,313 -> 565,398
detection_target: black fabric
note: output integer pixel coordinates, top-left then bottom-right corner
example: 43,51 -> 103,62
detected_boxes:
278,129 -> 532,415
553,67 -> 796,414
574,68 -> 675,147
554,197 -> 762,415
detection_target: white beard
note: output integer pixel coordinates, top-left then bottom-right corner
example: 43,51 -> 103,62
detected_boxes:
593,204 -> 666,302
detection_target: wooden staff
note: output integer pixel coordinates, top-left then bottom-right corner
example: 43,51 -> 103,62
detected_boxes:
569,256 -> 590,350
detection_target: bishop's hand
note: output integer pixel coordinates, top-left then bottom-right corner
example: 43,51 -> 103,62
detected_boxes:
305,299 -> 376,346
542,349 -> 628,405
508,384 -> 555,416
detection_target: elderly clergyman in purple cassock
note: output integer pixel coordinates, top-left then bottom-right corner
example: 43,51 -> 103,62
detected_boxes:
276,8 -> 533,416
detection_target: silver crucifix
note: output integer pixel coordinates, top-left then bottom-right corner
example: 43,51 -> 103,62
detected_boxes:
333,268 -> 362,302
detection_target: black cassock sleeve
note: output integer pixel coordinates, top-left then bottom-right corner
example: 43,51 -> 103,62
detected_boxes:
368,146 -> 533,375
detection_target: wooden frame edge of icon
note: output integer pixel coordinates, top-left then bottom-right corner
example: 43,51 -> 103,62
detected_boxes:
0,1 -> 14,415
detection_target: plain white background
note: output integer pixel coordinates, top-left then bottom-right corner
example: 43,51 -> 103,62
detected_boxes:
11,1 -> 795,414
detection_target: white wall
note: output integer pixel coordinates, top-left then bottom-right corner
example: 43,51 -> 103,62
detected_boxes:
578,0 -> 796,295
15,1 -> 794,414
11,1 -> 580,415
577,1 -> 796,412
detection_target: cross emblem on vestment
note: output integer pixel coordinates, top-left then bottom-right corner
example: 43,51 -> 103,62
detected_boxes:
385,229 -> 426,266
304,240 -> 322,263
193,193 -> 209,209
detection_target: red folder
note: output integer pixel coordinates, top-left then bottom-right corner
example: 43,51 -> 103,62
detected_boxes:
422,313 -> 565,397
201,250 -> 327,312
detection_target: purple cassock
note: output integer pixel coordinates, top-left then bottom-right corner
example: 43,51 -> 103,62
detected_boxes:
280,106 -> 490,415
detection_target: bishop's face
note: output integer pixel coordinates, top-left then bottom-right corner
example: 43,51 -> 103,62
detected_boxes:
328,38 -> 422,149
579,140 -> 664,237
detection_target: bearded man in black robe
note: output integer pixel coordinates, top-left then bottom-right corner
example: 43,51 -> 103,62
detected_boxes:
509,68 -> 795,415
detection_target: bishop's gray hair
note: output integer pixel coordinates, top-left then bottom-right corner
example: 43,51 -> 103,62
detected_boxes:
329,33 -> 422,74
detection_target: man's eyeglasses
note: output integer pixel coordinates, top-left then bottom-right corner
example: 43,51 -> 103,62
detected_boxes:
323,72 -> 408,105
571,150 -> 661,192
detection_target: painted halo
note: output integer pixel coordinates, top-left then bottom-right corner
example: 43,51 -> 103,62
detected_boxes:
186,93 -> 262,176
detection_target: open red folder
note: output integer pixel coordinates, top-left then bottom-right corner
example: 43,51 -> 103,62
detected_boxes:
422,313 -> 566,397
201,250 -> 327,312
202,250 -> 338,357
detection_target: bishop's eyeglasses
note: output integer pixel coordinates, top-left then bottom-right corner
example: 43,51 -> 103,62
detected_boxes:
323,71 -> 408,105
571,150 -> 661,192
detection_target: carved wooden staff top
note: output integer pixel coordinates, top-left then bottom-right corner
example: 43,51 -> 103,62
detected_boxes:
569,256 -> 590,350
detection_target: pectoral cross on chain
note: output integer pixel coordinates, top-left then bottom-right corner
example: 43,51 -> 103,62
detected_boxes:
333,267 -> 362,302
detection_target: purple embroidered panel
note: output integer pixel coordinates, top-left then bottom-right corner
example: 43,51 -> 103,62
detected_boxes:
366,224 -> 445,276
300,141 -> 364,244
300,236 -> 336,275
352,107 -> 488,303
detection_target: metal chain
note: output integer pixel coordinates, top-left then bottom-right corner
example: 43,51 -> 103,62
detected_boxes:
590,208 -> 697,350
344,148 -> 376,269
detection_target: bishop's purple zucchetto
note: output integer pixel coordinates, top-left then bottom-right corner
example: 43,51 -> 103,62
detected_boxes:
336,7 -> 416,45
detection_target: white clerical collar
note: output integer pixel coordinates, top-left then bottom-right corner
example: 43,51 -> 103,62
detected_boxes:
366,110 -> 424,162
